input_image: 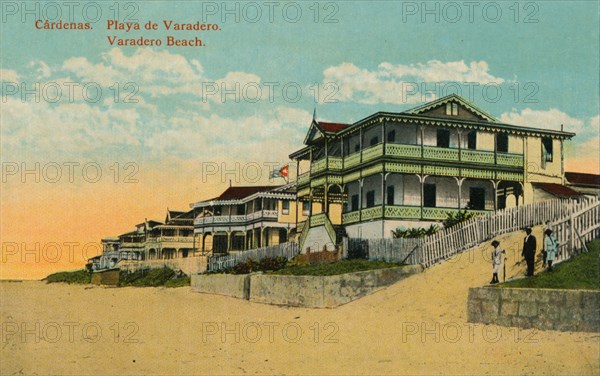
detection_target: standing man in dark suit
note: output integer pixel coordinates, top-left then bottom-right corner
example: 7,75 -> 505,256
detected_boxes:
522,227 -> 537,276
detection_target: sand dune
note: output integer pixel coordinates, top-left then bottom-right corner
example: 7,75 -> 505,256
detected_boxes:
2,227 -> 599,375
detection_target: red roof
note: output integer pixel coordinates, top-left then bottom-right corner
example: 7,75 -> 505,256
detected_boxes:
565,172 -> 600,187
317,121 -> 351,133
216,186 -> 282,200
532,183 -> 582,198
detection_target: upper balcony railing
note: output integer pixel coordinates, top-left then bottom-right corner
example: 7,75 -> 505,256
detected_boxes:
310,156 -> 343,174
342,205 -> 491,224
146,236 -> 194,243
194,210 -> 279,226
337,143 -> 523,170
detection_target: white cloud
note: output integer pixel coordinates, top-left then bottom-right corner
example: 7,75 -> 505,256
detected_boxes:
29,61 -> 52,79
499,108 -> 585,133
146,107 -> 311,162
60,48 -> 263,101
0,69 -> 20,82
1,98 -> 140,156
321,60 -> 505,105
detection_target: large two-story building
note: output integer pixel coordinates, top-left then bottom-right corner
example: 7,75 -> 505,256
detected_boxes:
191,184 -> 301,254
290,94 -> 575,241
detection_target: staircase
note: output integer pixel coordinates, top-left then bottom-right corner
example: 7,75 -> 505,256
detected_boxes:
299,213 -> 342,252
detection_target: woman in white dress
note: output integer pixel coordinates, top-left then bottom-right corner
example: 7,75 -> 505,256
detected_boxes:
490,240 -> 504,284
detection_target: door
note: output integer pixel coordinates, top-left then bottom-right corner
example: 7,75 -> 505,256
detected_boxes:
424,184 -> 436,208
469,187 -> 486,210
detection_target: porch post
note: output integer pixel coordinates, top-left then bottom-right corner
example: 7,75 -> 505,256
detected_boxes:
358,178 -> 364,222
491,180 -> 500,211
359,127 -> 363,163
226,231 -> 232,253
324,184 -> 329,215
420,126 -> 425,158
454,177 -> 465,209
457,129 -> 462,162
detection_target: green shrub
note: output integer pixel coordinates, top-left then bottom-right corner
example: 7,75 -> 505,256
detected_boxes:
443,209 -> 476,228
165,275 -> 191,288
119,267 -> 176,287
392,224 -> 439,238
44,269 -> 91,284
275,259 -> 403,276
218,256 -> 289,274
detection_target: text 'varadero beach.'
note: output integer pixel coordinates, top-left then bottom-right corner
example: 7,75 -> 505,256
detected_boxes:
106,19 -> 219,47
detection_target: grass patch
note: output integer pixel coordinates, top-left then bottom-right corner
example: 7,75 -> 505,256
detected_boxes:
165,275 -> 191,288
119,267 -> 189,287
501,239 -> 600,290
274,259 -> 403,276
44,269 -> 91,284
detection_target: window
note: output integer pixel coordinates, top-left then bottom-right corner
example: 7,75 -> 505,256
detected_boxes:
424,184 -> 436,208
302,201 -> 310,216
467,131 -> 477,150
366,191 -> 375,208
445,102 -> 458,116
370,136 -> 378,146
354,144 -> 360,152
437,129 -> 450,148
387,185 -> 395,205
282,201 -> 290,215
351,194 -> 359,212
497,133 -> 509,153
387,130 -> 396,143
542,137 -> 553,162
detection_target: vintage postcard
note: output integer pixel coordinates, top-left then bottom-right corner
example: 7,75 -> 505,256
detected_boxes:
1,1 -> 599,375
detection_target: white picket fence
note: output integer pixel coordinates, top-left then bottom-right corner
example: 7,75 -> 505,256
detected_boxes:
356,238 -> 422,264
418,197 -> 599,267
355,197 -> 599,268
207,242 -> 300,272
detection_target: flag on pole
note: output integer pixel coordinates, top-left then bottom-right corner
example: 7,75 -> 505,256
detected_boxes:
270,165 -> 289,181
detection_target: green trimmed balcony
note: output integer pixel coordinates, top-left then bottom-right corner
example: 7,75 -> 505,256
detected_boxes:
341,205 -> 491,224
311,156 -> 343,174
298,172 -> 310,186
340,144 -> 523,170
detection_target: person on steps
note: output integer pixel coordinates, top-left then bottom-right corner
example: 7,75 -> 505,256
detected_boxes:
544,229 -> 558,272
522,227 -> 537,277
490,240 -> 504,284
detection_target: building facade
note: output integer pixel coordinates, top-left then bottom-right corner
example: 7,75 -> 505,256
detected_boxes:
290,94 -> 575,240
191,184 -> 302,254
90,210 -> 195,271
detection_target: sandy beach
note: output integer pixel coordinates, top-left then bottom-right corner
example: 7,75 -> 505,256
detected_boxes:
2,229 -> 599,375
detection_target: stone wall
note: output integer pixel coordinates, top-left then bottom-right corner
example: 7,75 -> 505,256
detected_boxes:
91,269 -> 120,286
468,287 -> 600,332
191,274 -> 250,299
191,265 -> 422,308
250,265 -> 422,308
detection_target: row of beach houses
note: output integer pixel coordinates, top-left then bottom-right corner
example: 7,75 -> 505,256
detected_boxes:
89,94 -> 599,274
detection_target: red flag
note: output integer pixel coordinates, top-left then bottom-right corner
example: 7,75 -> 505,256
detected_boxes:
279,165 -> 289,177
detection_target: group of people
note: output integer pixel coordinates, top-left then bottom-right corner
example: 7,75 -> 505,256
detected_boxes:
488,225 -> 559,284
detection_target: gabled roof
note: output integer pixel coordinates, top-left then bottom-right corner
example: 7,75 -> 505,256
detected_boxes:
304,119 -> 352,144
192,185 -> 295,208
134,220 -> 163,229
404,94 -> 497,122
565,172 -> 600,187
532,182 -> 582,198
217,186 -> 282,200
165,209 -> 195,224
318,121 -> 351,133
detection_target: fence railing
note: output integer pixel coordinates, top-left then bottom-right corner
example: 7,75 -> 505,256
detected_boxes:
349,197 -> 599,268
207,242 -> 300,272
